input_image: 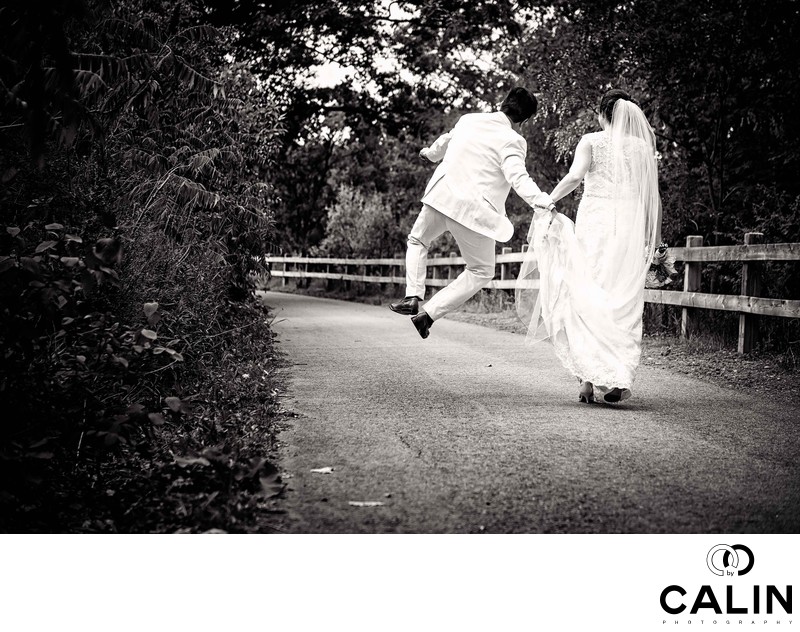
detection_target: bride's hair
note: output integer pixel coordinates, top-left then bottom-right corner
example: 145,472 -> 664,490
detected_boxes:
599,88 -> 636,123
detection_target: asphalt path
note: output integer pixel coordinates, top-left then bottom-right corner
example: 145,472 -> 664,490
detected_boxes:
261,291 -> 800,533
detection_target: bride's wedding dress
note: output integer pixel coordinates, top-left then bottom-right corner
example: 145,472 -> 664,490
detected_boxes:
516,105 -> 660,394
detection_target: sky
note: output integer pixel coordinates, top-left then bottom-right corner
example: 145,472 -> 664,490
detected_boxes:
307,1 -> 417,90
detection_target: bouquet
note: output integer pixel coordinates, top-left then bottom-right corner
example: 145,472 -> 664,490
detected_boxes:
645,242 -> 679,289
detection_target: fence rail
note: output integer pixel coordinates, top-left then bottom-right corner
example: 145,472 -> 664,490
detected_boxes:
265,233 -> 800,353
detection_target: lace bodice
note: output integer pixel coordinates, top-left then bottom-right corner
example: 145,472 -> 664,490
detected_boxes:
583,131 -> 649,199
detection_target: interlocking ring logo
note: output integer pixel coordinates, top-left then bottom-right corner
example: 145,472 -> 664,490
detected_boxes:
707,544 -> 755,576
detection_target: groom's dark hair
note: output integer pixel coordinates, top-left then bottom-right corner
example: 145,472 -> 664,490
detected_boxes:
501,87 -> 538,123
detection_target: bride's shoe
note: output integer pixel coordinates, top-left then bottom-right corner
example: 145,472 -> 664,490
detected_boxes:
578,381 -> 595,404
602,387 -> 632,403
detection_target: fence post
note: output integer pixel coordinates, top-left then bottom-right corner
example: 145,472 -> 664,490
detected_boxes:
393,252 -> 403,293
448,252 -> 457,280
500,246 -> 512,280
738,232 -> 764,354
681,235 -> 703,338
518,245 -> 529,290
281,259 -> 288,287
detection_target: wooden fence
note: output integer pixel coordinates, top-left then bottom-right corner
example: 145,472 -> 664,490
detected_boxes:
264,232 -> 800,354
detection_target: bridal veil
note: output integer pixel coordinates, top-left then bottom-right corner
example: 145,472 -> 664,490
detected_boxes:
515,99 -> 660,387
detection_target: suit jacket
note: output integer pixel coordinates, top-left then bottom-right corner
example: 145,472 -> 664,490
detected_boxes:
420,111 -> 549,242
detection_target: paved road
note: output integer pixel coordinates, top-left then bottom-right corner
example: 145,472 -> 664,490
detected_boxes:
261,291 -> 800,533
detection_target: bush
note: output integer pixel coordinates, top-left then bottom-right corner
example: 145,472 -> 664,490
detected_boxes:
318,184 -> 403,258
0,0 -> 284,532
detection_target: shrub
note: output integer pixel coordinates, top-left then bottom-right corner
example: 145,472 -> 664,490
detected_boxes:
0,0 -> 284,531
318,184 -> 404,258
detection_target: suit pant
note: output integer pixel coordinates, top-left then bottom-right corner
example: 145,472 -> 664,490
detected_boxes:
405,204 -> 495,321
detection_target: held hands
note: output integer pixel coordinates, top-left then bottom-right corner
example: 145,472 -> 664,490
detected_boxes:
419,148 -> 430,161
537,193 -> 558,228
533,192 -> 557,215
531,193 -> 558,233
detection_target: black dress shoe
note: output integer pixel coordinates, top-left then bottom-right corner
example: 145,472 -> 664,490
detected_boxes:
390,296 -> 421,315
411,311 -> 434,339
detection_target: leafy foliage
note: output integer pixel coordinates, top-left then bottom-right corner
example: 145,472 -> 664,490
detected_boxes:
510,0 -> 800,247
0,0 -> 284,531
318,184 -> 406,257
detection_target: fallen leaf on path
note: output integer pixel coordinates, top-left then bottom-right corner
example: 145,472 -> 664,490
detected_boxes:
348,501 -> 385,507
310,467 -> 334,474
174,455 -> 210,467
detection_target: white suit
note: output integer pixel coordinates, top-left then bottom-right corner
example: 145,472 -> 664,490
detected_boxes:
407,111 -> 551,321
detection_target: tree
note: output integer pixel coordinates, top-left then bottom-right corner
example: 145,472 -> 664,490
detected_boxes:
193,0 -> 541,253
508,0 -> 800,247
318,183 -> 401,257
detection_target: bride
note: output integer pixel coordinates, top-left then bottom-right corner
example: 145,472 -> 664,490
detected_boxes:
516,89 -> 662,404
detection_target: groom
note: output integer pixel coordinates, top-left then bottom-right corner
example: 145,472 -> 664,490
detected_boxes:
390,86 -> 555,338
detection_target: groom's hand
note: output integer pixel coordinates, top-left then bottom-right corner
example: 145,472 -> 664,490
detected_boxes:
533,192 -> 556,214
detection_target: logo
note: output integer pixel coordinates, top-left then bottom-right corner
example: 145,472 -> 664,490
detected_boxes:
706,544 -> 755,577
659,543 -> 792,618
